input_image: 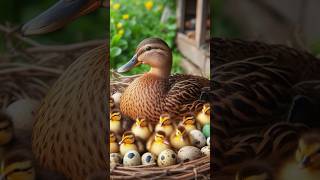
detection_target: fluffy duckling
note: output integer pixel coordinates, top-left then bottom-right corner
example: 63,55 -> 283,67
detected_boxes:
109,132 -> 119,153
170,126 -> 191,150
131,116 -> 153,142
155,114 -> 174,137
196,103 -> 210,127
0,150 -> 35,180
179,113 -> 200,133
279,131 -> 320,180
147,131 -> 171,156
110,109 -> 122,135
119,131 -> 138,156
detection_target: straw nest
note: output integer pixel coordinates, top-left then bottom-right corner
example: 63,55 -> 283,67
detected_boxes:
110,70 -> 211,180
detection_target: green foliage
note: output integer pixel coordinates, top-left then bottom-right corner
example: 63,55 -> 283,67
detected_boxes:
110,0 -> 183,75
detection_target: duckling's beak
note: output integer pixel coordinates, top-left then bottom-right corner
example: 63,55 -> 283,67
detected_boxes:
117,54 -> 141,73
21,0 -> 102,35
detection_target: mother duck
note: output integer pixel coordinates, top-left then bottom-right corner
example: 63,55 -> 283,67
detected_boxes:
21,0 -> 108,179
117,38 -> 210,123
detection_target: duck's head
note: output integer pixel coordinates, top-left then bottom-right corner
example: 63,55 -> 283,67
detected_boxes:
109,132 -> 117,143
154,131 -> 169,145
135,116 -> 148,127
295,131 -> 320,170
202,103 -> 210,115
182,113 -> 196,126
175,126 -> 187,138
110,109 -> 121,122
159,113 -> 172,127
119,131 -> 135,145
117,38 -> 172,78
21,0 -> 106,35
0,112 -> 14,146
0,151 -> 35,180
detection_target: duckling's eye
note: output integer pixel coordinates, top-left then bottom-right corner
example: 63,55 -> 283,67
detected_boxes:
145,46 -> 152,51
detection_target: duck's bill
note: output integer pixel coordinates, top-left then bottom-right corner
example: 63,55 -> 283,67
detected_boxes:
117,54 -> 141,73
21,0 -> 102,35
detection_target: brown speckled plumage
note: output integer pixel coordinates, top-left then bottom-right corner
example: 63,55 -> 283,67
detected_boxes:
32,45 -> 107,180
120,73 -> 209,123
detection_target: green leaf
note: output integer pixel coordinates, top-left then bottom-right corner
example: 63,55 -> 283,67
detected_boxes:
110,47 -> 122,58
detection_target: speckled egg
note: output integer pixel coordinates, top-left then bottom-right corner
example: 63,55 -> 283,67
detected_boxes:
201,146 -> 210,156
123,150 -> 141,166
141,152 -> 156,165
202,124 -> 210,137
178,146 -> 201,163
189,129 -> 207,148
157,149 -> 177,167
110,153 -> 122,164
207,137 -> 210,146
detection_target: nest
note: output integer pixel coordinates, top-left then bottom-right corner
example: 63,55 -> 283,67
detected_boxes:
110,70 -> 211,180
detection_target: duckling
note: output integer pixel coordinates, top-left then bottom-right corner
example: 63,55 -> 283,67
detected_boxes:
131,116 -> 153,142
179,113 -> 200,133
0,150 -> 35,180
110,109 -> 122,135
111,92 -> 122,109
196,103 -> 210,127
147,131 -> 171,156
119,131 -> 138,156
279,131 -> 320,180
109,132 -> 119,153
170,126 -> 191,150
155,114 -> 174,137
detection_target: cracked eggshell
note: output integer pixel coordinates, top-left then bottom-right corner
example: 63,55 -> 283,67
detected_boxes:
178,146 -> 201,163
201,146 -> 210,156
123,150 -> 141,166
157,149 -> 177,167
141,152 -> 156,165
189,129 -> 206,148
110,153 -> 122,164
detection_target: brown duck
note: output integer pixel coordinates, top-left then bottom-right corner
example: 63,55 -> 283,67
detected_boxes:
21,0 -> 107,179
118,38 -> 210,123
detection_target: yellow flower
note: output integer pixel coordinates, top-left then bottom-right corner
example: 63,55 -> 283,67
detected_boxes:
122,14 -> 129,20
118,29 -> 125,36
145,1 -> 153,11
112,3 -> 120,10
116,22 -> 123,29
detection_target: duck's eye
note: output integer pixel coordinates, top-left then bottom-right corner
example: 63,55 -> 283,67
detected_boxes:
145,46 -> 152,51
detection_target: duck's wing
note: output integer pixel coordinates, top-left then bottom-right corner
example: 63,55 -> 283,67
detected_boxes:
163,75 -> 210,117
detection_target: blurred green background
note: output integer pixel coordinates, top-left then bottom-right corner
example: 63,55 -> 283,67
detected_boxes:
0,0 -> 106,52
110,0 -> 183,75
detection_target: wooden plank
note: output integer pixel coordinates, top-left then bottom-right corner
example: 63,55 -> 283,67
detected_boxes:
176,0 -> 186,32
180,58 -> 203,76
195,0 -> 208,47
176,33 -> 209,76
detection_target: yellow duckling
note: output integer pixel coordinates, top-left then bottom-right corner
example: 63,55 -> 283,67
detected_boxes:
131,116 -> 153,142
196,103 -> 210,127
147,131 -> 171,156
170,126 -> 191,150
179,113 -> 200,133
110,109 -> 122,135
0,150 -> 35,180
119,131 -> 138,156
155,114 -> 174,137
109,132 -> 119,153
279,131 -> 320,180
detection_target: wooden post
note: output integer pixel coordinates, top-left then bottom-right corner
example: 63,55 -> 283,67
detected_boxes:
176,0 -> 185,32
195,0 -> 208,47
